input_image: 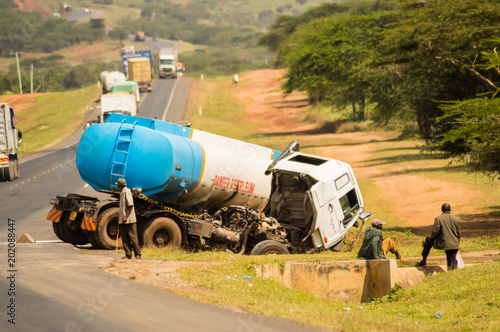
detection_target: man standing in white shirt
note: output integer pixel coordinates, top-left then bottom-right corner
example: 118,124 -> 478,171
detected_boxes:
117,178 -> 141,259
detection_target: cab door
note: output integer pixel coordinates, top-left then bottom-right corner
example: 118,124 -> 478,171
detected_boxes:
309,178 -> 344,248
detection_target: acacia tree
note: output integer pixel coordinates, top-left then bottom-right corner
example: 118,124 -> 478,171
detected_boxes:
374,0 -> 500,137
279,12 -> 389,119
258,3 -> 350,66
427,47 -> 500,179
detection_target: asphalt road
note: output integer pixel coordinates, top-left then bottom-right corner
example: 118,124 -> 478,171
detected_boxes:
0,79 -> 332,331
140,78 -> 192,123
66,8 -> 93,22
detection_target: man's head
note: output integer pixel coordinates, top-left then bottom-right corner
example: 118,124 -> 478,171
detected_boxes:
372,219 -> 386,229
441,203 -> 451,212
116,178 -> 127,189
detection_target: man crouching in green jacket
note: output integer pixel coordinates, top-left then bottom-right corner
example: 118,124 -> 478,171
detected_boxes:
357,219 -> 405,260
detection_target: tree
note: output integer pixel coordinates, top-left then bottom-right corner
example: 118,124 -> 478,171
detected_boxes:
259,3 -> 350,55
374,0 -> 500,137
279,12 -> 389,118
426,47 -> 500,179
63,66 -> 94,89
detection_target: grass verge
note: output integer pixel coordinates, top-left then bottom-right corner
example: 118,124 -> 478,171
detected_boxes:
133,247 -> 500,332
12,85 -> 100,157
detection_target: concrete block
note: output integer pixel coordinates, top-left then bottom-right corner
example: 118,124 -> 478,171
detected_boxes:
17,233 -> 36,243
397,265 -> 446,288
256,259 -> 398,302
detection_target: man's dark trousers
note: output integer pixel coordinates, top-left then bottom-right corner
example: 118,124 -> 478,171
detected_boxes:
421,237 -> 458,270
119,223 -> 141,258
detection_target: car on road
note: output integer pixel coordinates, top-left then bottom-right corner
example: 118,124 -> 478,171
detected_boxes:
84,8 -> 89,12
152,36 -> 158,41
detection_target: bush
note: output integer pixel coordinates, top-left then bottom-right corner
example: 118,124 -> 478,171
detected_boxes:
63,66 -> 95,89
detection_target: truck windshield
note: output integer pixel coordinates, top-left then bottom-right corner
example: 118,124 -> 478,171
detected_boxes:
160,60 -> 175,65
339,189 -> 360,226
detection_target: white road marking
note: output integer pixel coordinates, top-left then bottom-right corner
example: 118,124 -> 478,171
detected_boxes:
162,78 -> 182,122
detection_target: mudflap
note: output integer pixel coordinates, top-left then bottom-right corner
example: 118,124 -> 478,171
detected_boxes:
46,209 -> 62,223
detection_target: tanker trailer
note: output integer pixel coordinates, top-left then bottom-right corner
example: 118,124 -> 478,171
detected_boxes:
47,114 -> 370,254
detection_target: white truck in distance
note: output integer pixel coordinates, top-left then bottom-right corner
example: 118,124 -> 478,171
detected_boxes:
159,48 -> 177,79
100,71 -> 126,94
100,93 -> 137,123
0,103 -> 21,181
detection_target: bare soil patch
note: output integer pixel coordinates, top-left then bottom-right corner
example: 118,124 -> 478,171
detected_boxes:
13,0 -> 56,16
103,258 -> 219,293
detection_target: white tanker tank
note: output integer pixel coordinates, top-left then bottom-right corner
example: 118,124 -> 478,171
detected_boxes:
76,114 -> 280,209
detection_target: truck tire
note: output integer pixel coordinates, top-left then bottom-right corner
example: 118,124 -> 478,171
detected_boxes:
95,207 -> 122,250
84,230 -> 103,249
52,221 -> 66,242
250,240 -> 290,255
142,217 -> 182,249
5,158 -> 18,181
13,158 -> 19,179
58,211 -> 89,245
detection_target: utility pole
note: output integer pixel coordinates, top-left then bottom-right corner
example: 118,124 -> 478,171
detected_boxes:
15,52 -> 22,94
41,62 -> 45,93
31,63 -> 33,94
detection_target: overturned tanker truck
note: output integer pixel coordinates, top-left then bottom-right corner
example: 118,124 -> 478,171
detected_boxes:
47,114 -> 371,254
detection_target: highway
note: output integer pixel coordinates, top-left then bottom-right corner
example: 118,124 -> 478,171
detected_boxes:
0,79 -> 330,331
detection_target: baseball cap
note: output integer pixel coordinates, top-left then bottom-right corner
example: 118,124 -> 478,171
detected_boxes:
372,219 -> 386,227
116,178 -> 127,187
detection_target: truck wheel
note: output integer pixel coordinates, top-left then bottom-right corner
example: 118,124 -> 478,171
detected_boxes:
58,212 -> 89,245
95,207 -> 122,250
250,240 -> 290,255
13,159 -> 19,179
84,230 -> 103,249
142,217 -> 181,249
52,221 -> 66,242
5,158 -> 18,181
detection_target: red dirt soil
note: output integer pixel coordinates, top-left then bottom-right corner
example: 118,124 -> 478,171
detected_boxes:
13,0 -> 55,16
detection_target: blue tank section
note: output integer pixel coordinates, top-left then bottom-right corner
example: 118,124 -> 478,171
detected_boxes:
76,116 -> 203,199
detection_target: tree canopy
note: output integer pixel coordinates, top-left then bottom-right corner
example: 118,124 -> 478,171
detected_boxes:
260,0 -> 500,178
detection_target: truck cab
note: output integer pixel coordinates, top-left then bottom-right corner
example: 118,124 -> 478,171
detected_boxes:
267,147 -> 366,252
159,48 -> 177,79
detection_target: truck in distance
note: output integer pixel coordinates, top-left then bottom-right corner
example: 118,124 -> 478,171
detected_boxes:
47,114 -> 371,254
127,57 -> 152,92
120,46 -> 135,57
159,48 -> 177,79
99,93 -> 137,123
100,71 -> 126,94
176,62 -> 185,78
0,103 -> 21,181
110,81 -> 140,103
134,31 -> 145,42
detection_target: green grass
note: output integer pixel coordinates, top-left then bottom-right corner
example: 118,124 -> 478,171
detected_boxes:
128,247 -> 500,332
15,85 -> 100,156
187,74 -> 268,143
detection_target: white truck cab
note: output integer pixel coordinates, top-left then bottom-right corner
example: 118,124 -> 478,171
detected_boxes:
267,142 -> 369,252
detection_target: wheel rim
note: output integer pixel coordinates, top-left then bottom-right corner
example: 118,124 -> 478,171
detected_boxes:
107,221 -> 118,240
153,229 -> 172,248
265,248 -> 282,255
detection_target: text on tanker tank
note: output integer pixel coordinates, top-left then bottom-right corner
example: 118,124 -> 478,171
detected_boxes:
213,175 -> 256,194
